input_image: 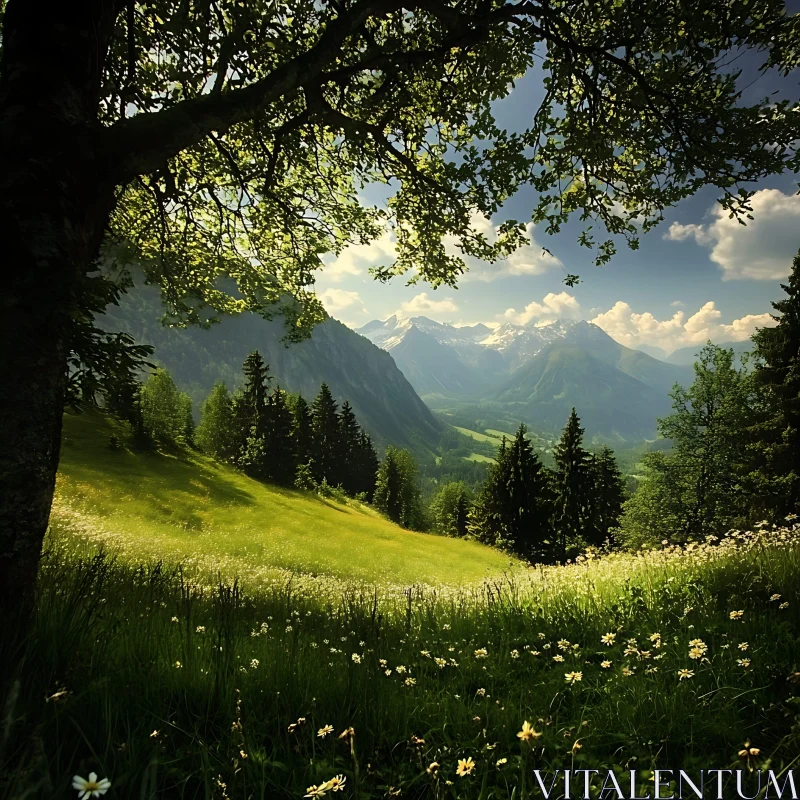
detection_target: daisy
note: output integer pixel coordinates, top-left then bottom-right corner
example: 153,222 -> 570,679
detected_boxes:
517,720 -> 542,742
677,669 -> 695,680
565,671 -> 583,684
601,633 -> 616,646
72,773 -> 111,799
457,757 -> 476,777
317,724 -> 334,738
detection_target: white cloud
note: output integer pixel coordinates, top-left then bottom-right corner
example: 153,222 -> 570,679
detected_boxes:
317,288 -> 366,316
399,292 -> 459,316
591,300 -> 776,354
663,189 -> 800,280
321,213 -> 562,286
457,215 -> 563,281
322,232 -> 396,283
670,300 -> 686,308
503,292 -> 582,325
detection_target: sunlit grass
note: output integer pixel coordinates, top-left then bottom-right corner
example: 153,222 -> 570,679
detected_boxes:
54,411 -> 516,588
453,426 -> 500,443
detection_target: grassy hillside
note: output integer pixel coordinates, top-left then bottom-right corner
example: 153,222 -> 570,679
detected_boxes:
53,411 -> 515,587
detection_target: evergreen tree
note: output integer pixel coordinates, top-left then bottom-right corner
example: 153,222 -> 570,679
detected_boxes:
552,409 -> 591,561
139,368 -> 192,445
468,438 -> 512,548
356,432 -> 380,500
264,388 -> 297,486
467,426 -> 552,559
430,482 -> 473,537
242,351 -> 271,421
195,383 -> 238,461
289,394 -> 314,470
585,446 -> 625,546
310,384 -> 340,485
747,250 -> 800,521
375,447 -> 424,529
337,401 -> 363,496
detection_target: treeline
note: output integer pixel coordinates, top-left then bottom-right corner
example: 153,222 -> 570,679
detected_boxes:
428,412 -> 625,563
618,252 -> 800,546
107,350 -> 380,501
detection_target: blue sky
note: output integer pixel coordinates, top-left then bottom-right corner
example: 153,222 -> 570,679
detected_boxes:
314,47 -> 800,357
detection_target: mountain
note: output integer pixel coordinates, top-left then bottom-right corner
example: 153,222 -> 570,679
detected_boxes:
493,325 -> 693,440
665,340 -> 754,366
100,287 -> 444,455
636,344 -> 667,360
357,316 -> 506,399
359,315 -> 694,441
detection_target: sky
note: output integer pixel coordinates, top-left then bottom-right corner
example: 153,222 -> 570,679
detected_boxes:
313,44 -> 800,357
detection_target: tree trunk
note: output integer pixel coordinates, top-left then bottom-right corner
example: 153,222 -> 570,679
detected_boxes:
0,1 -> 119,620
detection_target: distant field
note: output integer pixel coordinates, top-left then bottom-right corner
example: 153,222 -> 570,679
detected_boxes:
453,425 -> 501,442
464,452 -> 496,463
53,412 -> 516,588
484,428 -> 513,439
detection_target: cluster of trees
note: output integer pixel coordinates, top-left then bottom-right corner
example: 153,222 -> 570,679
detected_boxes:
110,351 -> 380,501
196,352 -> 380,499
619,254 -> 800,546
429,414 -> 625,563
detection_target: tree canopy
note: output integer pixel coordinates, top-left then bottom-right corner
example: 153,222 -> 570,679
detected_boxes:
10,0 -> 797,333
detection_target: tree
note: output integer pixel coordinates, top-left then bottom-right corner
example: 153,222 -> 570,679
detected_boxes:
264,388 -> 297,486
355,432 -> 380,501
139,368 -> 192,445
617,343 -> 755,546
430,482 -> 473,538
289,395 -> 314,471
310,384 -> 340,486
585,446 -> 625,546
375,447 -> 424,529
3,1 -> 800,616
337,401 -> 363,496
746,250 -> 800,521
552,409 -> 591,561
195,383 -> 238,461
467,425 -> 552,559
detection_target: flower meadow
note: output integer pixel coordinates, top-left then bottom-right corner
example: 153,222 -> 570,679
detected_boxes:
2,524 -> 800,799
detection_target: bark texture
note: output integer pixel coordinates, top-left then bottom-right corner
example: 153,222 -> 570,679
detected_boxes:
0,1 -> 119,619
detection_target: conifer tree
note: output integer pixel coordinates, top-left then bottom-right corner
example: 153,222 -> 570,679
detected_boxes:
467,426 -> 551,559
310,384 -> 340,485
553,409 -> 591,561
290,395 -> 314,470
356,432 -> 380,500
195,383 -> 237,461
585,446 -> 625,546
747,250 -> 800,520
261,388 -> 297,486
337,401 -> 364,496
375,447 -> 424,529
239,351 -> 272,438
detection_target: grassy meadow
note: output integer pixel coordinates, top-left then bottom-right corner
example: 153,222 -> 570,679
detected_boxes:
3,414 -> 800,799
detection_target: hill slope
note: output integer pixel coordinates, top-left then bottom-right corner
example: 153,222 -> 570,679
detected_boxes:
101,286 -> 443,455
53,412 -> 512,586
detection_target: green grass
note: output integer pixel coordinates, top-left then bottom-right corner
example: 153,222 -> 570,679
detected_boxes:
4,412 -> 800,798
54,411 -> 515,588
484,428 -> 512,440
453,426 -> 501,443
4,525 -> 800,799
463,452 -> 496,463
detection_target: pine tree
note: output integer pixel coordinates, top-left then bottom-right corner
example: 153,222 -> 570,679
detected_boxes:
356,432 -> 379,500
337,400 -> 363,496
466,426 -> 552,559
585,446 -> 625,546
195,383 -> 238,460
374,447 -> 424,529
467,437 -> 512,547
553,409 -> 591,561
747,250 -> 800,521
310,383 -> 340,485
264,388 -> 297,486
290,394 -> 314,470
